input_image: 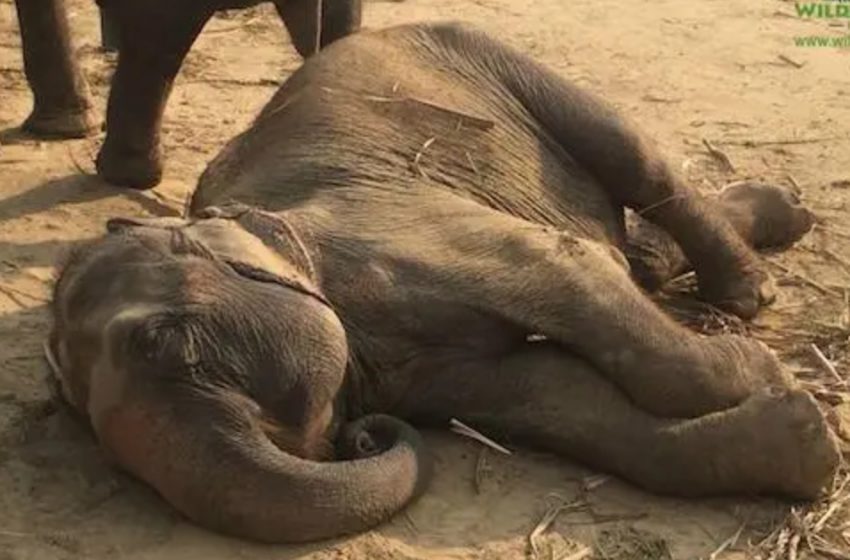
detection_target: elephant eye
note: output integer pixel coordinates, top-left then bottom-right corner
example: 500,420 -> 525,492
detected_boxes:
127,313 -> 182,362
126,313 -> 206,375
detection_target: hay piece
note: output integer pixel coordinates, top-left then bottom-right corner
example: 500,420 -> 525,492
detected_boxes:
449,418 -> 512,455
527,495 -> 584,560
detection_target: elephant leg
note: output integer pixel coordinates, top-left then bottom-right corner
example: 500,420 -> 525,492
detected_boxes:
13,0 -> 97,138
98,5 -> 120,52
625,182 -> 816,293
431,24 -> 770,319
95,6 -> 211,189
397,343 -> 838,500
317,0 -> 362,49
623,210 -> 693,294
405,197 -> 793,418
273,0 -> 362,58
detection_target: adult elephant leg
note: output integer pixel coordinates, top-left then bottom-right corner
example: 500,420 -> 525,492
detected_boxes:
431,24 -> 771,319
98,5 -> 120,52
398,343 -> 838,500
403,196 -> 793,418
625,183 -> 816,293
14,0 -> 97,138
273,0 -> 362,58
317,0 -> 361,48
95,7 -> 211,189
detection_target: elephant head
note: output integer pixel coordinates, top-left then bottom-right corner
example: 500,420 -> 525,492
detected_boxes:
48,207 -> 430,543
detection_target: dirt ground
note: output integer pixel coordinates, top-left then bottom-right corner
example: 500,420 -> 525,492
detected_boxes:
1,0 -> 849,558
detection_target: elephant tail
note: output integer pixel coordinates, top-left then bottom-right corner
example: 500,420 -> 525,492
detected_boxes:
96,386 -> 431,543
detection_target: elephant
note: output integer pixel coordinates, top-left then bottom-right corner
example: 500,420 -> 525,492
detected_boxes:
48,22 -> 838,544
12,0 -> 362,188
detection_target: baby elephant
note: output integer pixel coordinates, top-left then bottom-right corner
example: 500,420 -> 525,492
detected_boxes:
49,22 -> 837,544
13,0 -> 361,187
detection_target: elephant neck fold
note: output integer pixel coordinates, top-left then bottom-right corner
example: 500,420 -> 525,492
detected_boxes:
238,208 -> 320,286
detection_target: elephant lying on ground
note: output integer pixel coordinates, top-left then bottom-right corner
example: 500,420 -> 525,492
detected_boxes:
49,22 -> 838,543
12,0 -> 361,187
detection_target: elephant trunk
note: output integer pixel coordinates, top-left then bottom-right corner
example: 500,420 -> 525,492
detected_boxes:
98,387 -> 431,543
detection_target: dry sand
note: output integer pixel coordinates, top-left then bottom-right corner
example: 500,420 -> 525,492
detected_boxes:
1,1 -> 849,558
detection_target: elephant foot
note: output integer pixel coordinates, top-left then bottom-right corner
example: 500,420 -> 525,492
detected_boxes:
695,181 -> 815,319
718,181 -> 816,250
22,106 -> 99,139
711,387 -> 839,500
697,259 -> 776,320
95,143 -> 163,189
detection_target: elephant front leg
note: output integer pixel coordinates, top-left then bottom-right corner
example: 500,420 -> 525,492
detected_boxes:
625,182 -> 816,293
14,0 -> 97,138
413,202 -> 793,418
399,343 -> 839,500
95,7 -> 211,189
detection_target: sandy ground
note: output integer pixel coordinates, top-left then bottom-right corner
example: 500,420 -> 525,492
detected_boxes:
1,1 -> 850,558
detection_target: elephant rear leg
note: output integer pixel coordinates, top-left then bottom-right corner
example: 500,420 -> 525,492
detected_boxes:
430,23 -> 771,319
625,182 -> 816,293
14,0 -> 97,138
399,343 -> 839,500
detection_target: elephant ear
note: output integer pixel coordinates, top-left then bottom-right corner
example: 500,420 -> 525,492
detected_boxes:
275,0 -> 323,58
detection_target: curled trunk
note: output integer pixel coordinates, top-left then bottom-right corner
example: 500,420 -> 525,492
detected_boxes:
98,387 -> 431,543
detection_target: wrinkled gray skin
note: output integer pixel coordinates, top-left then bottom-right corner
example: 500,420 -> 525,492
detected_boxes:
13,0 -> 361,188
50,23 -> 838,544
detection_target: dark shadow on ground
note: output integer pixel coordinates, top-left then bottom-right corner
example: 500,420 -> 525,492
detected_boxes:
0,172 -> 179,223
